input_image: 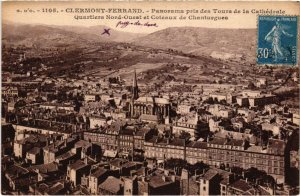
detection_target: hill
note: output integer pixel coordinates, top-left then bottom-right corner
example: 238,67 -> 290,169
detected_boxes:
133,27 -> 256,61
2,22 -> 144,48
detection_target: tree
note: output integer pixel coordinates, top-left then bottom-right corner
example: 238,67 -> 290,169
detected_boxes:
57,91 -> 67,102
163,129 -> 171,138
179,131 -> 191,141
248,82 -> 256,90
15,100 -> 26,108
74,99 -> 82,112
286,167 -> 299,187
165,158 -> 187,171
219,99 -> 227,105
231,166 -> 243,175
68,92 -> 74,100
245,167 -> 267,183
187,161 -> 209,174
261,174 -> 276,186
203,97 -> 214,104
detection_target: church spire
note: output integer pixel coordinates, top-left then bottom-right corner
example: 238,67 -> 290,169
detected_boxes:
132,69 -> 139,100
133,69 -> 137,87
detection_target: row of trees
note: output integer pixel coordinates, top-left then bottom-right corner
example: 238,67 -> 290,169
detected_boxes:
164,158 -> 209,176
163,158 -> 276,187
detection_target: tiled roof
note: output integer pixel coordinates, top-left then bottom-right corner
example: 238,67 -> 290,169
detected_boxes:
120,127 -> 135,135
186,141 -> 208,149
99,176 -> 123,193
56,151 -> 76,161
75,140 -> 92,148
169,138 -> 185,147
209,137 -> 244,147
27,147 -> 41,155
69,160 -> 89,170
122,161 -> 138,169
149,175 -> 173,188
35,183 -> 49,194
268,138 -> 285,149
6,165 -> 29,179
201,169 -> 218,180
209,137 -> 226,145
229,179 -> 252,192
28,162 -> 59,173
110,158 -> 128,167
91,168 -> 108,178
46,182 -> 65,195
103,150 -> 117,158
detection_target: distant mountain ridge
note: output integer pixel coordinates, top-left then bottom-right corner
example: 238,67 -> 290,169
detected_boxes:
3,22 -> 257,61
133,27 -> 257,61
2,22 -> 145,47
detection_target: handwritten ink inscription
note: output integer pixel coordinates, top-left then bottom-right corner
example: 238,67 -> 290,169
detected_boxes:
116,20 -> 158,28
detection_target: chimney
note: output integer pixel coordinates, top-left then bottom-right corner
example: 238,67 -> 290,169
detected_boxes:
229,174 -> 234,184
225,136 -> 230,144
143,167 -> 148,176
171,175 -> 176,182
84,157 -> 88,165
164,169 -> 170,176
162,175 -> 166,182
64,139 -> 67,147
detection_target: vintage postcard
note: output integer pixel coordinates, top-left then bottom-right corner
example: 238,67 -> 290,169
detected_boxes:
1,1 -> 299,195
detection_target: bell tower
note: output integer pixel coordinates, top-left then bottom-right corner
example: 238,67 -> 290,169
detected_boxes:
130,69 -> 139,118
132,69 -> 139,100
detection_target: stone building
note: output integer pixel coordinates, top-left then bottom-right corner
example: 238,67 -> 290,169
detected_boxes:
128,70 -> 171,122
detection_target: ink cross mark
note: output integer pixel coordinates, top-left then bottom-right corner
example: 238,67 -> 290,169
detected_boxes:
101,28 -> 111,36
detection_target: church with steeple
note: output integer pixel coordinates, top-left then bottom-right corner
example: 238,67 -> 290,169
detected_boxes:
132,69 -> 139,101
128,70 -> 170,123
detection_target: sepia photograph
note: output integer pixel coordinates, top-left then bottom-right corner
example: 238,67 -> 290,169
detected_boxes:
1,1 -> 299,195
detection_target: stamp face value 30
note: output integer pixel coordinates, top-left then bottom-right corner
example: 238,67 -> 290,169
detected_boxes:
257,16 -> 298,65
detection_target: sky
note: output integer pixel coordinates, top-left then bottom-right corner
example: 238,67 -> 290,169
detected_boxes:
2,1 -> 299,33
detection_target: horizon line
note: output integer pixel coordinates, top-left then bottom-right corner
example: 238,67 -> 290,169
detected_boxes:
3,19 -> 257,35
